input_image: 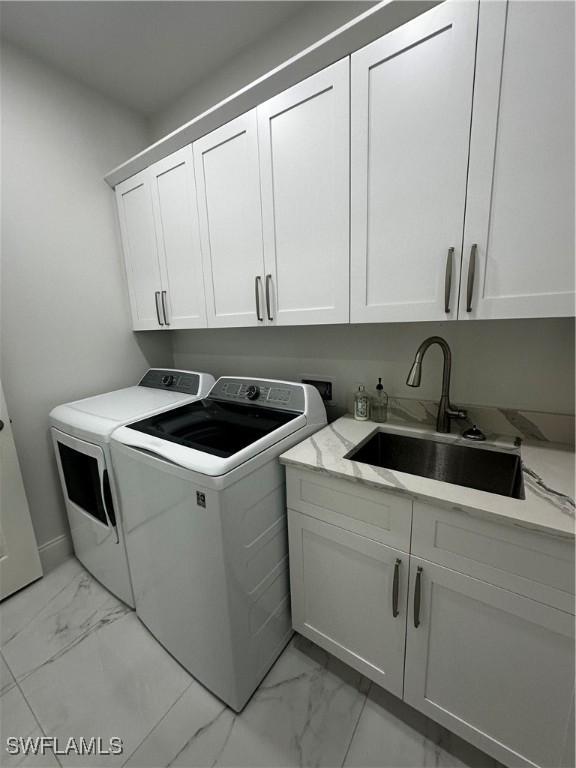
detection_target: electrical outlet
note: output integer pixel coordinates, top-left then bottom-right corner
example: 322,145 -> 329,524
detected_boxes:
301,376 -> 334,404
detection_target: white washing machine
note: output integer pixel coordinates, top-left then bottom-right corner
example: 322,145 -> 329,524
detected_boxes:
110,377 -> 327,710
49,369 -> 215,607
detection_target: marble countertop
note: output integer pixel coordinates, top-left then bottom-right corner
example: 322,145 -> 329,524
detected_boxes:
280,416 -> 575,539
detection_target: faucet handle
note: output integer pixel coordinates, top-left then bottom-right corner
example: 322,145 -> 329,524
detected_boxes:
447,406 -> 467,421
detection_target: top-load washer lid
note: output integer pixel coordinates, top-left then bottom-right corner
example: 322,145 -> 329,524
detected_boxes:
49,369 -> 215,440
111,377 -> 326,476
127,400 -> 299,458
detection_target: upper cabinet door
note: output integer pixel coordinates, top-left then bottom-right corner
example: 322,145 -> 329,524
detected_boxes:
350,1 -> 478,323
258,60 -> 350,326
149,147 -> 207,329
194,111 -> 265,328
116,171 -> 164,330
461,1 -> 575,320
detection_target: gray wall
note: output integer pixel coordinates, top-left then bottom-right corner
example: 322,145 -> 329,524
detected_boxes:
150,1 -> 375,139
171,318 -> 575,418
0,44 -> 170,563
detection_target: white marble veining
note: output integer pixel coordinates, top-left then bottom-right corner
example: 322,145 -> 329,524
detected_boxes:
280,416 -> 575,538
344,685 -> 500,768
1,558 -> 85,648
123,682 -> 225,767
387,397 -> 575,447
0,654 -> 15,696
0,558 -> 500,768
2,567 -> 130,682
18,611 -> 192,767
126,635 -> 369,768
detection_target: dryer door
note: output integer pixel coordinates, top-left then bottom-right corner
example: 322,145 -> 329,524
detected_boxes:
51,428 -> 135,607
51,428 -> 117,536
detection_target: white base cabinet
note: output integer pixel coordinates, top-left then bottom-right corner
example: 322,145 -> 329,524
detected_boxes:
286,467 -> 575,768
404,556 -> 575,768
289,510 -> 407,696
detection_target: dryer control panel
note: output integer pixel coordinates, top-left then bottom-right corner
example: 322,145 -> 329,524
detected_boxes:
138,369 -> 200,395
209,378 -> 305,412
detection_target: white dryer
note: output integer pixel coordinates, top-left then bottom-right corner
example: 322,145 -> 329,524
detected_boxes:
49,369 -> 215,607
110,377 -> 327,710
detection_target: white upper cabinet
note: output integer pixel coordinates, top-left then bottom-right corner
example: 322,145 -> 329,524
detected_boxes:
195,62 -> 350,330
461,0 -> 575,320
350,0 -> 478,323
116,171 -> 164,330
116,147 -> 206,330
149,147 -> 207,329
258,60 -> 350,326
116,0 -> 574,331
194,111 -> 266,328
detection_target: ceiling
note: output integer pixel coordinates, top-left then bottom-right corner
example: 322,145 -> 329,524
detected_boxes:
0,1 -> 314,115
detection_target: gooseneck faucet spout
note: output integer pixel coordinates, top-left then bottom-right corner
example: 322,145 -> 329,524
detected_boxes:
406,336 -> 467,434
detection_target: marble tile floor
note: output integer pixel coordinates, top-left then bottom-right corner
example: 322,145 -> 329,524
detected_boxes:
0,559 -> 503,768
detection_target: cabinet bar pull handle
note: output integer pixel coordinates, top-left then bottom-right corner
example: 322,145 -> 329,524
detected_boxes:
466,244 -> 477,312
161,291 -> 170,326
392,558 -> 401,617
255,276 -> 263,321
155,291 -> 164,326
265,274 -> 273,321
414,566 -> 423,628
444,247 -> 454,313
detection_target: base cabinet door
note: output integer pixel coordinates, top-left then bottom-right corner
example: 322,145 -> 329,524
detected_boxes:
258,59 -> 350,326
288,510 -> 407,696
150,147 -> 207,329
193,111 -> 266,328
461,0 -> 575,320
404,557 -> 575,768
116,170 -> 165,330
350,0 -> 478,323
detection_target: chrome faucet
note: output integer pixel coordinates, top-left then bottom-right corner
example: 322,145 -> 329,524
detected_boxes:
406,336 -> 467,434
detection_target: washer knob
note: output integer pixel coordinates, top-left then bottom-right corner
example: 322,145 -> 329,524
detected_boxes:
246,384 -> 260,401
162,374 -> 176,387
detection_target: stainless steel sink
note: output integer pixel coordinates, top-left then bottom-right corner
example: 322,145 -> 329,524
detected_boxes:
346,430 -> 525,499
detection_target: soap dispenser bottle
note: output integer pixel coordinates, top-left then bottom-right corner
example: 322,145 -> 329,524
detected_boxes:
372,377 -> 389,424
354,385 -> 370,421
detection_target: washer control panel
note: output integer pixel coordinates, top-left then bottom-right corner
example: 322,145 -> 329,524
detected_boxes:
139,369 -> 200,395
209,378 -> 305,412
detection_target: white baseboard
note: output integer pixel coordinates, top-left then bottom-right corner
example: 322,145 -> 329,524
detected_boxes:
38,533 -> 74,574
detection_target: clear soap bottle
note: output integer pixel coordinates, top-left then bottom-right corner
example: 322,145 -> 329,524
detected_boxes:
354,385 -> 370,421
372,378 -> 388,423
